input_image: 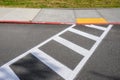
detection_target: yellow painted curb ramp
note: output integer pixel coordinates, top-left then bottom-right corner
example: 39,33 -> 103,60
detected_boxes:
77,18 -> 108,24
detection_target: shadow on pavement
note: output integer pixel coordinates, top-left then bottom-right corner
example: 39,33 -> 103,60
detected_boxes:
90,71 -> 120,80
10,54 -> 62,80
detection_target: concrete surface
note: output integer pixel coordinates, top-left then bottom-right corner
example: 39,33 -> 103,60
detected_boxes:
33,9 -> 75,23
74,9 -> 101,18
0,8 -> 40,21
0,8 -> 120,23
0,8 -> 15,18
97,8 -> 120,22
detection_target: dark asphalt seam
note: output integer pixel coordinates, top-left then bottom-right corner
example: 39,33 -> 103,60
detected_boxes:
31,9 -> 43,21
73,8 -> 77,19
95,9 -> 108,21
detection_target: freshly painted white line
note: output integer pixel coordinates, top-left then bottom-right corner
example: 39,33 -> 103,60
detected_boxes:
68,25 -> 113,80
53,36 -> 89,57
90,25 -> 113,53
31,48 -> 73,80
69,28 -> 99,41
85,24 -> 107,31
0,66 -> 20,80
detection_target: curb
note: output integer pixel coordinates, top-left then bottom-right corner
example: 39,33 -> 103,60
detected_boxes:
0,20 -> 74,25
76,22 -> 120,25
0,20 -> 120,25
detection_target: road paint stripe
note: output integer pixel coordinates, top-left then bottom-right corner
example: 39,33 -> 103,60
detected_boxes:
31,49 -> 73,79
76,18 -> 108,24
69,28 -> 99,41
68,25 -> 113,80
0,66 -> 20,80
90,25 -> 113,52
53,36 -> 88,57
85,24 -> 107,31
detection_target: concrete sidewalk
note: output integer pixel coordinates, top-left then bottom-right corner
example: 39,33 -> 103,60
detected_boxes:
0,8 -> 120,24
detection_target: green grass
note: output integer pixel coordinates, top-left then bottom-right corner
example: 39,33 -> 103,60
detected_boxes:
0,0 -> 120,8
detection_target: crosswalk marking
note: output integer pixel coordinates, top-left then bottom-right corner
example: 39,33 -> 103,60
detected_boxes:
31,49 -> 73,79
0,24 -> 113,80
0,66 -> 20,80
53,36 -> 88,56
68,28 -> 99,41
69,25 -> 113,80
0,24 -> 76,80
90,25 -> 113,52
85,24 -> 107,31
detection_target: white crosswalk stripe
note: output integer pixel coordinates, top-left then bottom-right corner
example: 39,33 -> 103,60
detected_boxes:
53,36 -> 89,56
85,24 -> 107,31
32,49 -> 73,79
68,28 -> 99,41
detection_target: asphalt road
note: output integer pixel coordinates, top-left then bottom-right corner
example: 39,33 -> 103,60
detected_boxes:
0,23 -> 120,80
0,23 -> 69,66
75,25 -> 120,80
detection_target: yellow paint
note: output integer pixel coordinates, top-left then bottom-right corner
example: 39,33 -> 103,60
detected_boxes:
76,18 -> 108,24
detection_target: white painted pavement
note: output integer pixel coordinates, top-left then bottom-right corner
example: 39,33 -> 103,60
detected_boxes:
0,24 -> 113,80
68,28 -> 99,41
53,36 -> 89,57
